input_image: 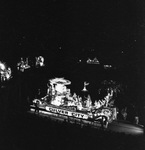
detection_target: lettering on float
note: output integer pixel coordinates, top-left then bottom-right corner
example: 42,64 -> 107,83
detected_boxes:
46,106 -> 88,119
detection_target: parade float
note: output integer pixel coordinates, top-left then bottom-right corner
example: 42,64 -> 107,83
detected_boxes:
0,61 -> 12,82
35,56 -> 45,67
17,56 -> 45,72
17,57 -> 31,72
30,78 -> 117,128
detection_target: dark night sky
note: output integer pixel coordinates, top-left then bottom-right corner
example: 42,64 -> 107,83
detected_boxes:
0,0 -> 144,60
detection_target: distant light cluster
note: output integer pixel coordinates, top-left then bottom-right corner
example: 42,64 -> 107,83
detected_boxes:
0,61 -> 12,82
86,57 -> 100,64
17,56 -> 45,72
36,56 -> 45,67
17,57 -> 31,72
104,65 -> 112,69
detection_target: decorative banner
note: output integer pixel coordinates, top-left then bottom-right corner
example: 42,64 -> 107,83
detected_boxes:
46,106 -> 88,119
94,107 -> 116,123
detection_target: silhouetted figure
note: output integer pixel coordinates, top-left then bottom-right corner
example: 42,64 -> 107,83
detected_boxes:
121,107 -> 127,120
34,100 -> 39,114
35,89 -> 41,99
100,116 -> 108,129
134,116 -> 139,125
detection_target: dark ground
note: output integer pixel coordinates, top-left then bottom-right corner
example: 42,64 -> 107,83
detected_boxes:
0,109 -> 145,150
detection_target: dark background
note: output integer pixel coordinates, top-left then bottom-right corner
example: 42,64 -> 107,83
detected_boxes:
0,0 -> 145,60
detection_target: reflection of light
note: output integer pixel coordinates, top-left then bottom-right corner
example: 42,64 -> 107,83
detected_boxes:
113,123 -> 144,135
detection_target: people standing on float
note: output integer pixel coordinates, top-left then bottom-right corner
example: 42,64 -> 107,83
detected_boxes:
72,93 -> 77,101
77,96 -> 83,110
46,83 -> 52,102
85,95 -> 92,110
47,83 -> 53,96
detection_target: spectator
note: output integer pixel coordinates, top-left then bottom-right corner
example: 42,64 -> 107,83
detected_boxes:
34,100 -> 39,114
134,116 -> 139,125
121,107 -> 127,120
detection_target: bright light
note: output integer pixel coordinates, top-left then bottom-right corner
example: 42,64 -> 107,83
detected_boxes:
104,65 -> 112,69
31,77 -> 119,129
87,57 -> 100,64
0,62 -> 6,70
36,56 -> 45,67
17,57 -> 30,72
0,61 -> 12,81
49,78 -> 71,85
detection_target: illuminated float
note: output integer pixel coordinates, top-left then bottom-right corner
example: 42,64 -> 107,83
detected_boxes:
17,57 -> 31,72
0,61 -> 12,82
87,57 -> 100,64
17,56 -> 45,72
35,56 -> 45,67
30,78 -> 117,128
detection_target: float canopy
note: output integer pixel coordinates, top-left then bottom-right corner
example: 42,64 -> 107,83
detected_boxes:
49,78 -> 71,85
